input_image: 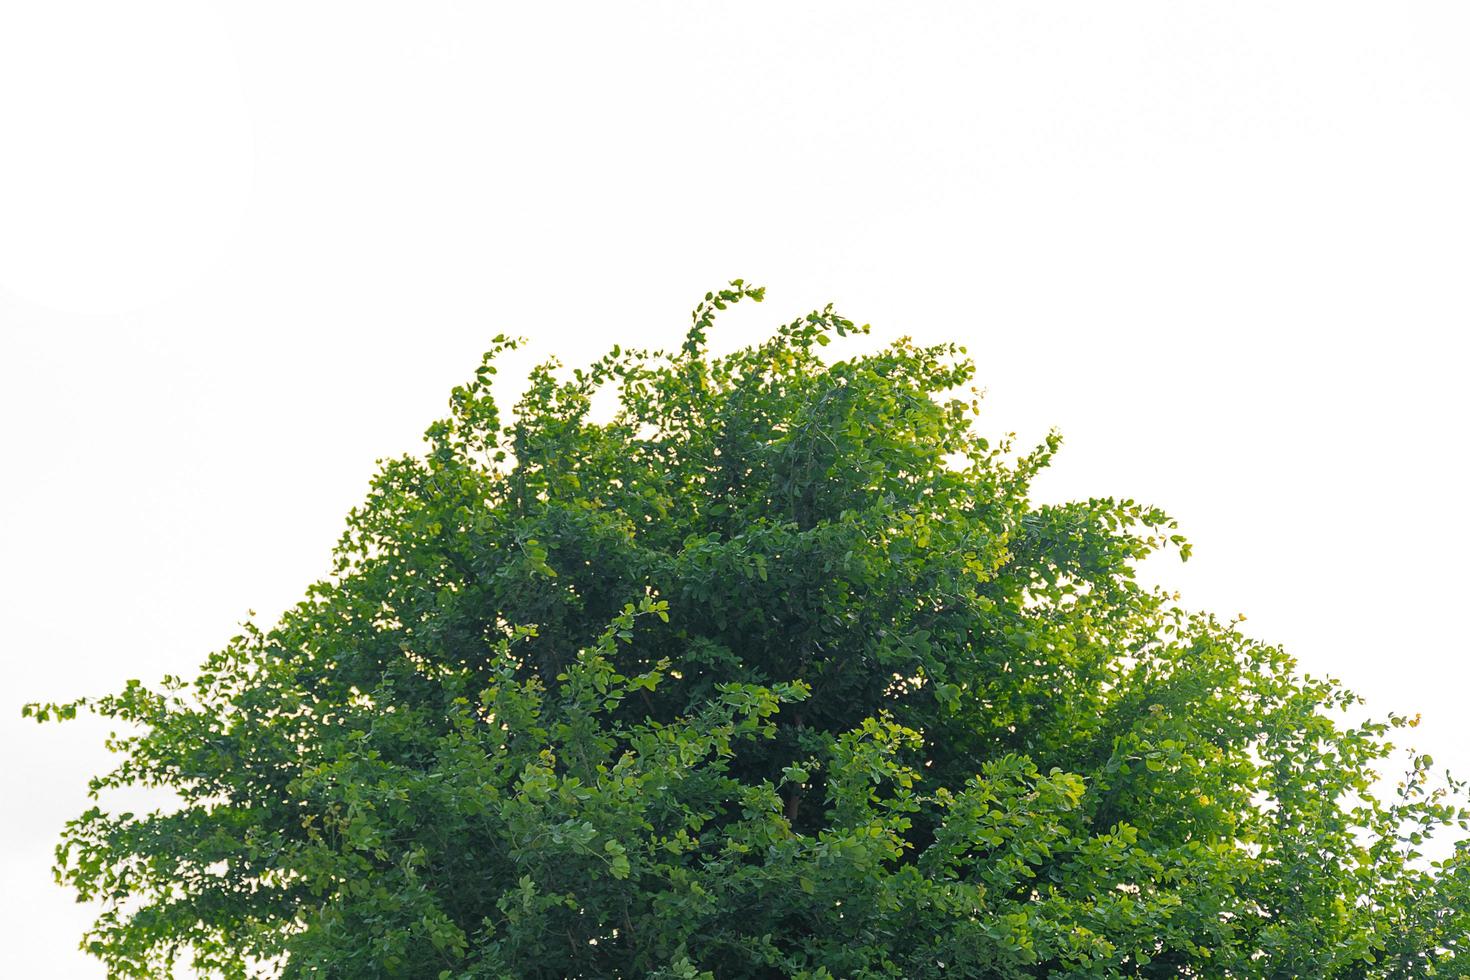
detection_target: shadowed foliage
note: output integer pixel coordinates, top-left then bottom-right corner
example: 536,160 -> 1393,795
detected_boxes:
28,284 -> 1470,977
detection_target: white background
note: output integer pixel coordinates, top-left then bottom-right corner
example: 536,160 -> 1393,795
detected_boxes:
2,3 -> 1466,974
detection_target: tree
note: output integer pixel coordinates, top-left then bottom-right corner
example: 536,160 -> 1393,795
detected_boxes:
27,283 -> 1470,978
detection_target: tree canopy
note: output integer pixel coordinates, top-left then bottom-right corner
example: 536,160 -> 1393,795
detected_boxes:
27,284 -> 1470,977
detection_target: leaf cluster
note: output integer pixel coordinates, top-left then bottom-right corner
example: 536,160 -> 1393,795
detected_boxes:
28,284 -> 1470,977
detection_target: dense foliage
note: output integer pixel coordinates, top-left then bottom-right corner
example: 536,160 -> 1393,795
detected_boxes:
29,284 -> 1470,977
